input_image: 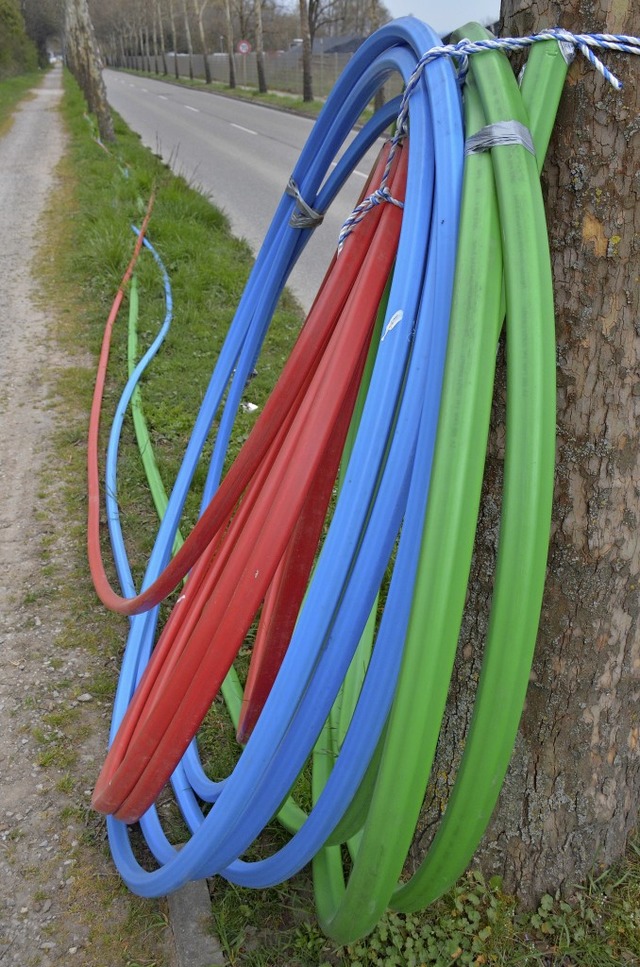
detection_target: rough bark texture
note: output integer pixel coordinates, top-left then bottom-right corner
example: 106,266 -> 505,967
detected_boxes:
64,0 -> 114,142
299,0 -> 313,101
255,0 -> 267,95
223,0 -> 236,88
194,0 -> 212,84
181,0 -> 194,80
413,0 -> 640,906
168,0 -> 180,79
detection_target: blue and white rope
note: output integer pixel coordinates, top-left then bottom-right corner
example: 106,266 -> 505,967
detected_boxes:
337,184 -> 405,253
338,28 -> 640,250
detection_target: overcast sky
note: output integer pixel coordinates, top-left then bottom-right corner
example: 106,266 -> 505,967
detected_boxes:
384,0 -> 501,36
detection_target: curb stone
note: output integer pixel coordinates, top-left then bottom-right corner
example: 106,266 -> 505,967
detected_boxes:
168,878 -> 227,966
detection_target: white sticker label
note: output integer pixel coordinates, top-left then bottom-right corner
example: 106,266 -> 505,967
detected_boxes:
381,309 -> 404,342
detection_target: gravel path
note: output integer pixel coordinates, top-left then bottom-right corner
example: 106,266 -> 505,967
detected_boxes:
0,67 -> 171,966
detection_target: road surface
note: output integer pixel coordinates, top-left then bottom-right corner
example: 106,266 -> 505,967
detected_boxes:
104,70 -> 379,311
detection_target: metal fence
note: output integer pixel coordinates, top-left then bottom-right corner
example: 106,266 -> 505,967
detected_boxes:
121,50 -> 404,102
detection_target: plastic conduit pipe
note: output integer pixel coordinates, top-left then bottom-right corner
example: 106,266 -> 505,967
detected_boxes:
312,31 -> 566,943
94,16 -> 464,901
99,128 -> 404,853
95,146 -> 402,820
93,139 -> 408,819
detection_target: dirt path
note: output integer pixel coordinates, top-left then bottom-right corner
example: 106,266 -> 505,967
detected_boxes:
0,64 -> 74,965
0,68 -> 171,966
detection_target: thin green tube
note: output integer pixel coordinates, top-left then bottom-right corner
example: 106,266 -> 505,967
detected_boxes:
315,30 -> 563,942
126,273 -> 247,728
127,276 -> 182,560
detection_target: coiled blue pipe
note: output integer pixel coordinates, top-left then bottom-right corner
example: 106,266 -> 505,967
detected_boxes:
104,16 -> 463,898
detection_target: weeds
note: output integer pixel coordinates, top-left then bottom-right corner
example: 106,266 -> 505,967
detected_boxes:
0,70 -> 41,133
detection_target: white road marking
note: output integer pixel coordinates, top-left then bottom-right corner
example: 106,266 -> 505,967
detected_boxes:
158,95 -> 168,100
230,122 -> 257,136
184,104 -> 199,112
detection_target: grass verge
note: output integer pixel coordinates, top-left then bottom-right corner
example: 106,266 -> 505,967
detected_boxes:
0,69 -> 43,133
40,71 -> 640,967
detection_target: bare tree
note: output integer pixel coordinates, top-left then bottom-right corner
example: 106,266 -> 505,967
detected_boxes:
254,0 -> 266,93
64,0 -> 114,141
413,0 -> 640,907
166,0 -> 179,77
298,0 -> 312,101
180,0 -> 194,78
308,0 -> 337,46
156,0 -> 168,74
192,0 -> 211,83
222,0 -> 235,88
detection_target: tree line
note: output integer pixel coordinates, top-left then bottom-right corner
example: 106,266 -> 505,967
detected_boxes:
0,0 -> 39,76
90,0 -> 390,99
12,0 -> 389,101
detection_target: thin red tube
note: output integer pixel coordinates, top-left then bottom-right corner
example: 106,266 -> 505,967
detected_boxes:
87,151 -> 396,617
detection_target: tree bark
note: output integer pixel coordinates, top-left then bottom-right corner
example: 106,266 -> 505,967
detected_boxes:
299,0 -> 313,101
64,0 -> 114,142
413,0 -> 640,907
155,0 -> 168,76
181,0 -> 194,79
254,0 -> 267,94
193,0 -> 212,84
223,0 -> 235,88
168,0 -> 179,78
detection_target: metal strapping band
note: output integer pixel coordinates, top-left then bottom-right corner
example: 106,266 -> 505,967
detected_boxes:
286,178 -> 324,229
465,120 -> 536,156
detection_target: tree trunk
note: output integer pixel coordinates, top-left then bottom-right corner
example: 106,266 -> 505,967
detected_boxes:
168,0 -> 179,78
181,0 -> 194,80
64,0 -> 114,142
193,0 -> 212,84
413,0 -> 640,907
299,0 -> 313,101
254,0 -> 267,94
140,25 -> 151,73
223,0 -> 236,88
155,0 -> 168,76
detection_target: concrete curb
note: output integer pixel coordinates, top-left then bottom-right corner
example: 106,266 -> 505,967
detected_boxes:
168,878 -> 227,967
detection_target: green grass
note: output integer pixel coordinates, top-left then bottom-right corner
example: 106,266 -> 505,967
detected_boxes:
208,856 -> 640,966
0,69 -> 42,132
40,70 -> 640,967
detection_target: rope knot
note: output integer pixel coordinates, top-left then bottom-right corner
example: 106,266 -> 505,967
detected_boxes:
337,184 -> 404,255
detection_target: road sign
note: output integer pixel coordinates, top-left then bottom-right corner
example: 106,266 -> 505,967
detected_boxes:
236,40 -> 252,54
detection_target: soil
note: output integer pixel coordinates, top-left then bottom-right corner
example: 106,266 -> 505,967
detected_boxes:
0,67 -> 171,966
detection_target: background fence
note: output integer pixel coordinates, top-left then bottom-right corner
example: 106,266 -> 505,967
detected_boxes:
120,50 -> 404,102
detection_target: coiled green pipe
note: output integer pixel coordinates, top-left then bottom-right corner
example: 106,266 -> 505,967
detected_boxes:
314,30 -> 568,942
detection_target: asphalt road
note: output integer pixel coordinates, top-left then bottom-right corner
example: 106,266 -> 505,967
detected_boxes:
103,70 -> 378,311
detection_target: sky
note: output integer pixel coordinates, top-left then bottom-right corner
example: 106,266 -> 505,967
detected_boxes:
383,0 -> 501,36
